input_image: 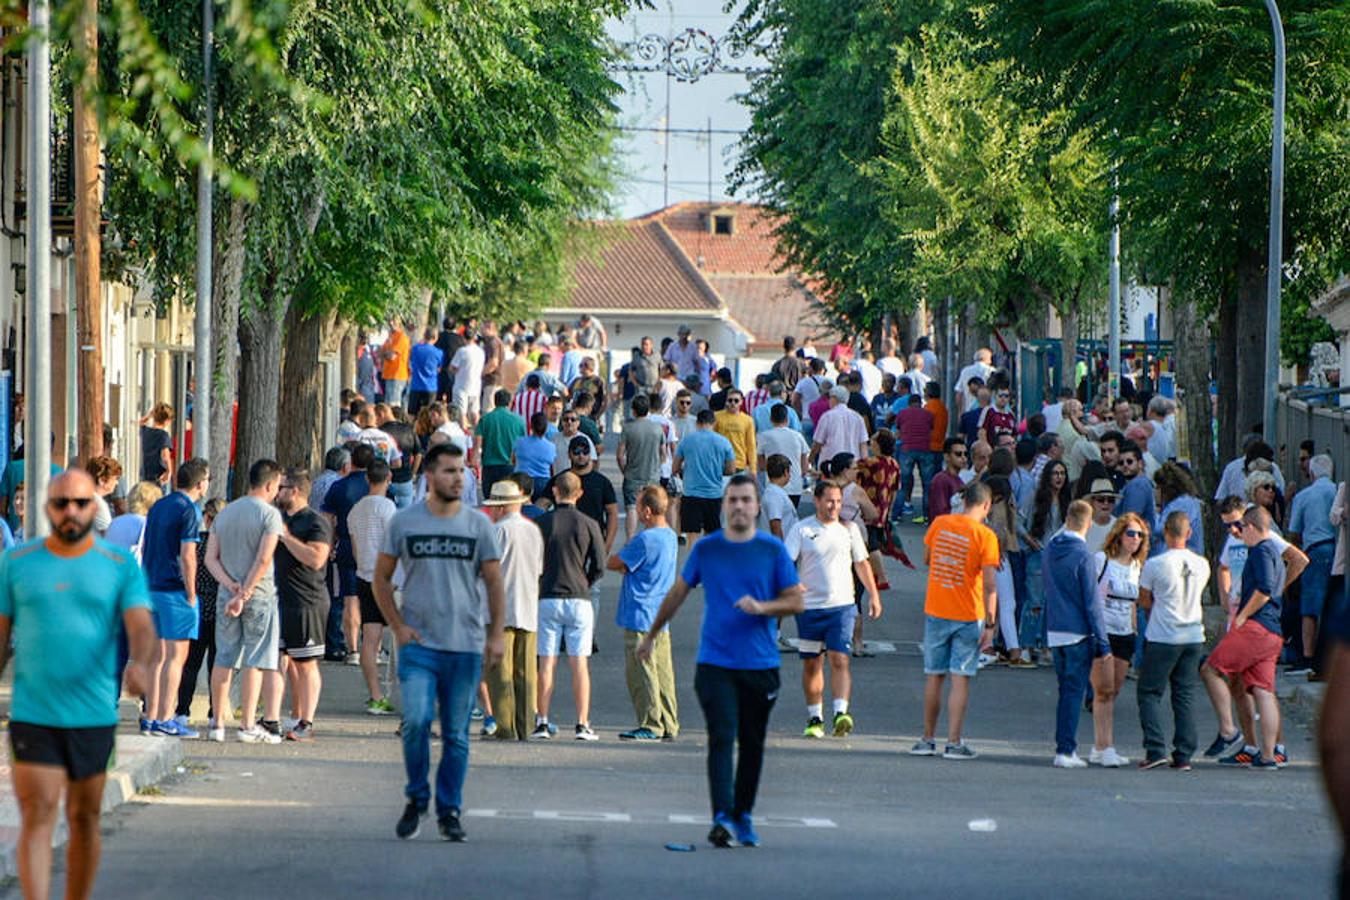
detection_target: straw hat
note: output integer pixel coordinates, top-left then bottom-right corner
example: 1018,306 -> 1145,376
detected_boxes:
482,480 -> 526,507
1087,478 -> 1120,499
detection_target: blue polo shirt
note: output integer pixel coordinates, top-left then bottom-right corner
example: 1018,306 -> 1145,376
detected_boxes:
321,471 -> 370,565
0,537 -> 151,727
1240,538 -> 1286,636
1289,477 -> 1338,548
683,530 -> 799,669
615,527 -> 678,632
675,429 -> 735,500
140,490 -> 201,592
409,343 -> 444,393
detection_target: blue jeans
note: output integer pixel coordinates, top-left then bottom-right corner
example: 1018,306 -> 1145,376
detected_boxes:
388,480 -> 414,510
399,643 -> 482,816
1018,551 -> 1046,650
894,448 -> 924,516
1052,639 -> 1094,756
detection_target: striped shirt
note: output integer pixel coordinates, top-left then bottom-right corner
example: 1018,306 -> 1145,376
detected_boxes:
511,389 -> 548,423
743,388 -> 770,415
348,494 -> 397,581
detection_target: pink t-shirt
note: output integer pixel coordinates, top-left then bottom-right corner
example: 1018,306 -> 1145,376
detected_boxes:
813,404 -> 869,463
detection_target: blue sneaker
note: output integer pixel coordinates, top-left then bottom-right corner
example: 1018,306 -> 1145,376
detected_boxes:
733,813 -> 759,847
139,717 -> 155,736
470,705 -> 485,721
149,720 -> 176,736
618,727 -> 660,741
480,716 -> 498,737
1251,755 -> 1282,771
708,812 -> 737,848
172,719 -> 200,740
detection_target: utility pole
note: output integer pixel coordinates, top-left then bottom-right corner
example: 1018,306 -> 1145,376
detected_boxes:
1107,192 -> 1121,401
25,0 -> 53,537
73,0 -> 102,464
1260,0 -> 1286,439
193,0 -> 214,463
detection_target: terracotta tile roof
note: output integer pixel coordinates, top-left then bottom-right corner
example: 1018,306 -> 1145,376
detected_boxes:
641,202 -> 785,274
708,274 -> 836,353
559,220 -> 722,312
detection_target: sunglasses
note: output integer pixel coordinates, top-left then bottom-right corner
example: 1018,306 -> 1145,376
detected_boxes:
49,497 -> 94,510
1226,521 -> 1243,533
562,416 -> 579,422
951,451 -> 967,458
1124,529 -> 1144,539
678,400 -> 691,405
570,448 -> 590,455
1093,497 -> 1114,505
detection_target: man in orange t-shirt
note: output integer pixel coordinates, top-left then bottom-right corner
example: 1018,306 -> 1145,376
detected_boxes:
911,480 -> 999,760
380,324 -> 412,408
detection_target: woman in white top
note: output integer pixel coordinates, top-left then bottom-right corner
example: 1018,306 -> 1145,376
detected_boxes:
1090,513 -> 1149,767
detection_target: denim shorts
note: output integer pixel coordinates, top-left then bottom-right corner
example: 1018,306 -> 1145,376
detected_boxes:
537,598 -> 594,658
795,605 -> 857,657
923,615 -> 982,677
1299,541 -> 1336,618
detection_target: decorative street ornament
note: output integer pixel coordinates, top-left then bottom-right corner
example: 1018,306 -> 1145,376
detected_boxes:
611,27 -> 769,82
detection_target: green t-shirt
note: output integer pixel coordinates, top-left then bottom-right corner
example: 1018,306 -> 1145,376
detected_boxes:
0,537 -> 151,727
578,415 -> 602,448
475,407 -> 526,468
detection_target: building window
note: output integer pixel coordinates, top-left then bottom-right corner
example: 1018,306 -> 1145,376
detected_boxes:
713,214 -> 734,236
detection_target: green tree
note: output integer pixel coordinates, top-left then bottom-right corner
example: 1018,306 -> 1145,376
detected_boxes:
873,24 -> 1109,390
984,0 -> 1350,463
732,0 -> 955,335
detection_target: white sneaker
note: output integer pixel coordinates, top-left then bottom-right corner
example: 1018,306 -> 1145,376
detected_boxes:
238,725 -> 282,745
345,652 -> 361,666
1098,747 -> 1129,768
1053,753 -> 1088,768
207,726 -> 226,743
1088,747 -> 1103,765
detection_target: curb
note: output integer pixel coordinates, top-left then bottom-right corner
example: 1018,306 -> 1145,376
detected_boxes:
1285,682 -> 1327,720
0,733 -> 183,888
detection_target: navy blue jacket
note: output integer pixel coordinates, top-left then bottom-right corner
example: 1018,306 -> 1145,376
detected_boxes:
1042,531 -> 1110,656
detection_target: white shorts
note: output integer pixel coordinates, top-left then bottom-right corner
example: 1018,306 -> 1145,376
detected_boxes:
537,598 -> 594,658
453,389 -> 481,420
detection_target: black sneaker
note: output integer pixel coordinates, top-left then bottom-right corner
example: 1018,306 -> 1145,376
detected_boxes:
396,801 -> 425,840
708,813 -> 736,848
530,722 -> 552,740
1203,730 -> 1243,758
438,810 -> 466,842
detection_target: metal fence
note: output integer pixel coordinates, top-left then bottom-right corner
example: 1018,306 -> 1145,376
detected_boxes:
1274,387 -> 1350,480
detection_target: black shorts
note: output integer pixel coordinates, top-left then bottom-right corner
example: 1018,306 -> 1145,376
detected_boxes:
1108,633 -> 1136,659
683,496 -> 723,534
10,721 -> 116,781
281,594 -> 329,660
357,578 -> 387,627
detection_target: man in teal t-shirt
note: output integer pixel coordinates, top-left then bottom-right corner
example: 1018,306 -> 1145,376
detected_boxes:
474,389 -> 526,497
0,470 -> 155,898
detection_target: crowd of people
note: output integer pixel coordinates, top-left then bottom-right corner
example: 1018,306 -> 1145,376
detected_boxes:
0,313 -> 1348,897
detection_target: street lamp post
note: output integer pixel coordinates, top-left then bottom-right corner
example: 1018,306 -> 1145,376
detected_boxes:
24,0 -> 52,538
1108,192 -> 1121,400
1260,0 -> 1286,439
194,0 -> 213,463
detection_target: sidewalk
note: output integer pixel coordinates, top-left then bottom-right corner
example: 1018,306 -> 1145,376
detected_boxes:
0,699 -> 185,887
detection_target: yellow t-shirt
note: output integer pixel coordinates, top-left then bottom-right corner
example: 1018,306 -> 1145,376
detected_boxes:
923,513 -> 1000,622
713,410 -> 757,473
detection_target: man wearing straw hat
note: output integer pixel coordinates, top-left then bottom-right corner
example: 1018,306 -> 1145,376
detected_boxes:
481,479 -> 544,740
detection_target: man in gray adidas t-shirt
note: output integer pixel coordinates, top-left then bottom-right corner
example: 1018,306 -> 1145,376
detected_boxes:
374,443 -> 505,844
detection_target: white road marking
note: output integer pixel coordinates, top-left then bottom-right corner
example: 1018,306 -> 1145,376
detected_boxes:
459,809 -> 837,828
132,796 -> 309,808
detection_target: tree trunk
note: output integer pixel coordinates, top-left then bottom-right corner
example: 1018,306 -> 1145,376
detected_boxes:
1059,305 -> 1079,395
339,327 -> 355,393
1172,286 -> 1215,486
73,0 -> 103,464
234,290 -> 287,492
933,296 -> 952,414
208,198 -> 249,497
957,300 -> 981,375
1234,243 -> 1267,440
277,304 -> 338,471
1215,287 -> 1238,469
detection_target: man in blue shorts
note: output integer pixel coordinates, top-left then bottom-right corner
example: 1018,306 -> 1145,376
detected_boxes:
784,480 -> 881,739
911,480 -> 998,760
638,475 -> 804,848
139,457 -> 211,737
0,470 -> 156,900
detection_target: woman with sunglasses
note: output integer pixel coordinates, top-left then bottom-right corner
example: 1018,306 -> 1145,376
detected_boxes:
1089,513 -> 1149,766
1020,460 -> 1073,663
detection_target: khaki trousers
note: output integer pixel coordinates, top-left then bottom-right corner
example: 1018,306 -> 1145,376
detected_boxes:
486,627 -> 536,740
623,628 -> 679,737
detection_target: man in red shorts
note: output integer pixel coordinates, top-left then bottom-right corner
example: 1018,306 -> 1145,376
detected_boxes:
1201,506 -> 1287,769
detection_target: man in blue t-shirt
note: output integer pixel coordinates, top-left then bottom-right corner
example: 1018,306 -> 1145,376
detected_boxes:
608,485 -> 680,742
138,457 -> 211,738
0,470 -> 156,898
637,475 -> 803,849
1202,505 -> 1289,769
673,409 -> 735,542
407,327 -> 444,416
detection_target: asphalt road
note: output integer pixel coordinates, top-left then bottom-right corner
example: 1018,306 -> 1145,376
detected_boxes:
40,510 -> 1339,900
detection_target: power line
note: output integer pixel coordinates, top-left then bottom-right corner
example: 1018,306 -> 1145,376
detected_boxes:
617,125 -> 745,135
